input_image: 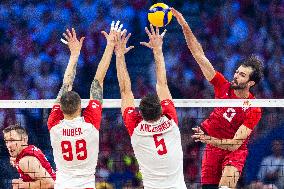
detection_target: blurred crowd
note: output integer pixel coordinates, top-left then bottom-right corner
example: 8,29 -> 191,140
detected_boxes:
0,0 -> 283,188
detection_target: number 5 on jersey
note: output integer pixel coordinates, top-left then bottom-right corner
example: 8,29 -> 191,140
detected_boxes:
61,139 -> 87,161
153,134 -> 168,155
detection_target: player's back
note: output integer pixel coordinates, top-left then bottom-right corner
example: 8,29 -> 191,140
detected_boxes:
123,100 -> 186,189
48,100 -> 102,188
50,118 -> 99,175
133,117 -> 185,188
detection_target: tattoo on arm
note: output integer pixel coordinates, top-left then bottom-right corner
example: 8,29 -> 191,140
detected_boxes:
56,84 -> 69,103
90,79 -> 103,104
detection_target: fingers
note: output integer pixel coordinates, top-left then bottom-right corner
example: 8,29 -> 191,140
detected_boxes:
145,27 -> 151,38
140,42 -> 152,49
101,31 -> 108,38
150,24 -> 155,35
72,28 -> 77,39
117,23 -> 123,32
79,37 -> 85,45
61,38 -> 68,45
170,7 -> 178,16
66,28 -> 72,39
156,26 -> 159,35
125,46 -> 134,53
121,29 -> 126,36
114,20 -> 120,31
111,21 -> 115,31
161,29 -> 167,38
124,33 -> 131,43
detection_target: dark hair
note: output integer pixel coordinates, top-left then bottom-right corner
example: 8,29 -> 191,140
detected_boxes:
60,91 -> 81,115
139,94 -> 162,121
3,124 -> 27,137
240,55 -> 264,85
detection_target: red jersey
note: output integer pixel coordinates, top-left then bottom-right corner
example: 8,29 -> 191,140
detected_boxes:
201,72 -> 262,149
15,145 -> 56,182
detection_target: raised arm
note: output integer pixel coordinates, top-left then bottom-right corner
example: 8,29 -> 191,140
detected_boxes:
56,28 -> 85,103
114,29 -> 135,114
171,8 -> 215,81
90,21 -> 123,103
140,25 -> 171,101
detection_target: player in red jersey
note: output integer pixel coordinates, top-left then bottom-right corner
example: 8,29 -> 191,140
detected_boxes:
47,23 -> 122,188
171,8 -> 263,189
3,124 -> 55,189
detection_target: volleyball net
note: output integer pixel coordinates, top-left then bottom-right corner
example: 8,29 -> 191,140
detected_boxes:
0,99 -> 283,188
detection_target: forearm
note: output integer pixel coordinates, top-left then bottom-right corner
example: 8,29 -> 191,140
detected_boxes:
63,53 -> 79,86
56,54 -> 79,103
22,180 -> 54,189
181,23 -> 205,58
116,55 -> 132,93
94,45 -> 114,87
205,137 -> 244,151
181,23 -> 215,80
153,48 -> 167,86
90,79 -> 103,104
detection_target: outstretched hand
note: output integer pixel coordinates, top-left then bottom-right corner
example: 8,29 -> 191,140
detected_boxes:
114,30 -> 134,57
191,127 -> 211,143
170,8 -> 187,26
101,20 -> 124,48
61,28 -> 85,56
140,24 -> 166,51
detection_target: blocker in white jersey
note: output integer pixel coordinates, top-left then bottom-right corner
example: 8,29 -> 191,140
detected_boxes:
123,99 -> 187,189
47,100 -> 102,189
46,24 -> 122,188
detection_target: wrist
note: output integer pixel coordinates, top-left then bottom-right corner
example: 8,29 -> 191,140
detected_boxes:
70,52 -> 80,57
116,52 -> 125,58
107,42 -> 115,49
153,47 -> 163,54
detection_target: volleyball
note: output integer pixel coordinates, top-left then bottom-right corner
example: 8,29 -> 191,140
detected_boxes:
148,3 -> 172,27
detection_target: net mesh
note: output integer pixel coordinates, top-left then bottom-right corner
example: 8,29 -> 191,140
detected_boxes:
0,99 -> 283,188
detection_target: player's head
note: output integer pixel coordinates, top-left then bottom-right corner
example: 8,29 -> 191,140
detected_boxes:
139,94 -> 162,122
60,91 -> 82,117
3,124 -> 28,158
271,140 -> 283,156
231,55 -> 263,90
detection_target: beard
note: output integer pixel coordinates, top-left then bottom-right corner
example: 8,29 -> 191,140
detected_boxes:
230,79 -> 248,90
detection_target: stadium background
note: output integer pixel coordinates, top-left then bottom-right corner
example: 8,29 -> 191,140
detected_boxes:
0,0 -> 283,188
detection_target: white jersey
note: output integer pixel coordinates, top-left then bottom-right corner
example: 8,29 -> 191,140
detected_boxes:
123,99 -> 186,189
48,100 -> 102,189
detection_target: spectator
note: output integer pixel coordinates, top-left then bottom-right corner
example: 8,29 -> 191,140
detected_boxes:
258,140 -> 284,188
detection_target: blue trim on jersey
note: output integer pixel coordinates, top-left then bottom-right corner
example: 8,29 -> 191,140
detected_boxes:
148,6 -> 170,26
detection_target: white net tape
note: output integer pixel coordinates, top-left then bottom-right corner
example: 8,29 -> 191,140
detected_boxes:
0,99 -> 283,108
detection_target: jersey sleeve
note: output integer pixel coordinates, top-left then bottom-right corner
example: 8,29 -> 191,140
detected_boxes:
123,107 -> 142,136
243,107 -> 262,130
210,71 -> 230,98
83,100 -> 102,130
47,105 -> 64,131
161,99 -> 178,125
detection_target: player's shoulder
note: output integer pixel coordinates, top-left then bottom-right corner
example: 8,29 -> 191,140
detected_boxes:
18,155 -> 41,171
